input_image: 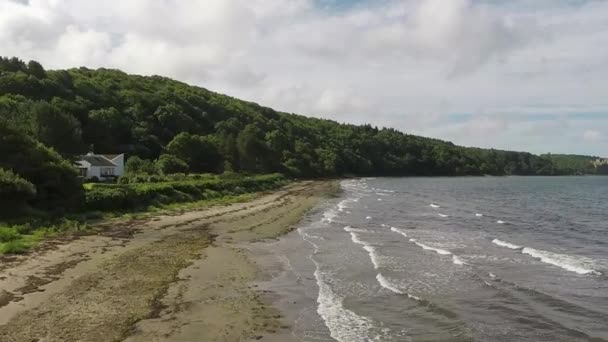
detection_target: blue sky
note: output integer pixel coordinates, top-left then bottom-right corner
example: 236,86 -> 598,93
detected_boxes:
1,0 -> 607,156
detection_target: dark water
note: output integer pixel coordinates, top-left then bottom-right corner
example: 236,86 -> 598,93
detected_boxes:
260,177 -> 608,342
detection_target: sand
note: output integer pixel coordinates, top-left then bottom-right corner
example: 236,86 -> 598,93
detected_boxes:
0,180 -> 339,342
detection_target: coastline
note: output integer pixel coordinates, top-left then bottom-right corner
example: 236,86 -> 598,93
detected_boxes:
0,180 -> 340,341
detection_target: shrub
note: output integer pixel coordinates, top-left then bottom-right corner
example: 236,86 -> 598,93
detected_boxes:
0,168 -> 36,215
0,226 -> 21,242
156,154 -> 189,175
0,239 -> 29,254
0,121 -> 83,213
83,173 -> 287,212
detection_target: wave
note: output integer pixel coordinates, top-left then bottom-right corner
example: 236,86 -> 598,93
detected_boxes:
390,227 -> 408,238
492,239 -> 522,250
365,216 -> 373,220
452,256 -> 465,265
376,274 -> 422,301
322,209 -> 338,223
492,238 -> 601,275
410,239 -> 452,255
521,247 -> 601,275
430,204 -> 440,208
344,226 -> 380,269
405,238 -> 465,265
438,213 -> 449,218
496,220 -> 506,224
475,213 -> 483,217
344,226 -> 372,233
299,227 -> 389,342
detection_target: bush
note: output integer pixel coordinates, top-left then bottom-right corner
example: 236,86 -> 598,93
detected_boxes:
84,173 -> 287,211
125,156 -> 157,175
0,121 -> 83,214
156,154 -> 189,175
0,239 -> 29,254
0,226 -> 21,242
0,168 -> 36,215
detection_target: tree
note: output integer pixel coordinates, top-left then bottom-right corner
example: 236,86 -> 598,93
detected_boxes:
166,133 -> 222,173
125,156 -> 157,175
27,60 -> 47,79
86,107 -> 132,152
0,168 -> 36,216
0,120 -> 83,213
237,124 -> 268,173
29,101 -> 83,154
155,154 -> 189,175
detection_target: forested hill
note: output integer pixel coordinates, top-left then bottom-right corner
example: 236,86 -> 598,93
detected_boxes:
0,56 -> 603,179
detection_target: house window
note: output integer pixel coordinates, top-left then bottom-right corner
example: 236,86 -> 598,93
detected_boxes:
78,168 -> 88,177
101,167 -> 115,176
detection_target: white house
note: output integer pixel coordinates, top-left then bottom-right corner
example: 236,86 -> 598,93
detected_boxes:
76,153 -> 125,180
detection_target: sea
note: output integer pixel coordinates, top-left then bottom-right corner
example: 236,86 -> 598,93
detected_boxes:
255,177 -> 608,342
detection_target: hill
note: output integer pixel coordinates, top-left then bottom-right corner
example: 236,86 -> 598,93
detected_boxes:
0,56 -> 603,213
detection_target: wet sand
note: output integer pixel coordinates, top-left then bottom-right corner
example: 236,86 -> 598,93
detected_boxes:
0,180 -> 339,342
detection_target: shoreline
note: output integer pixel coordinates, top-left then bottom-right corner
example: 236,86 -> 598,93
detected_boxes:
0,180 -> 340,341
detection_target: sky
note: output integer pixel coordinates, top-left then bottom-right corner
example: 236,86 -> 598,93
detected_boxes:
1,0 -> 607,156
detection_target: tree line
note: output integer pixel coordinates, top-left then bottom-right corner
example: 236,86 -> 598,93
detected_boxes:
0,56 -> 604,214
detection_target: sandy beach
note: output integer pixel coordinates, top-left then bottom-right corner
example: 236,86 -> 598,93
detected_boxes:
0,180 -> 339,342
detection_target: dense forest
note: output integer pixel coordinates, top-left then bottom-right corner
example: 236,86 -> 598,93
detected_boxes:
0,56 -> 605,214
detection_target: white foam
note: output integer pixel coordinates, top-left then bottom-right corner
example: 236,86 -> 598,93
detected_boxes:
380,224 -> 388,227
476,213 -> 483,217
438,213 -> 449,218
407,237 -> 465,265
390,227 -> 408,238
377,198 -> 382,201
488,272 -> 497,280
376,273 -> 403,294
344,226 -> 371,233
496,220 -> 506,224
299,228 -> 387,341
492,239 -> 522,250
337,199 -> 350,212
376,274 -> 422,301
452,256 -> 465,265
366,216 -> 373,220
412,240 -> 452,255
322,209 -> 338,223
363,246 -> 380,269
430,204 -> 440,208
344,227 -> 380,269
522,247 -> 601,275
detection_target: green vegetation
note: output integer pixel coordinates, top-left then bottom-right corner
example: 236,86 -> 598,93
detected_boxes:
0,56 -> 606,233
542,154 -> 608,175
84,173 -> 286,211
0,219 -> 88,254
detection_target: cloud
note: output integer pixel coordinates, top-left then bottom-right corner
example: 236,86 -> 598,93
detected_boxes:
583,129 -> 602,142
0,0 -> 607,156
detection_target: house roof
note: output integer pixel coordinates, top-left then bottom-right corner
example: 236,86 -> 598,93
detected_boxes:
80,155 -> 117,167
103,154 -> 123,160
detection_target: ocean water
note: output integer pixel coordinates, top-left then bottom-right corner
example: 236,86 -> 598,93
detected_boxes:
261,177 -> 608,342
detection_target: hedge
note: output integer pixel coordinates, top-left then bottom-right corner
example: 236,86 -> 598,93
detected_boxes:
83,173 -> 287,211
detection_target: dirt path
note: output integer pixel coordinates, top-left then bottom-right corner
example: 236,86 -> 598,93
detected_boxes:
0,180 -> 339,342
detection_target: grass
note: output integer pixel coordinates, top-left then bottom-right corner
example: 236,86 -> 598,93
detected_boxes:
0,219 -> 89,256
0,183 -> 280,255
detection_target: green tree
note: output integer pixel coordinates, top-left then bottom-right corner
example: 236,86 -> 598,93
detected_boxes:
125,156 -> 157,175
29,101 -> 83,153
166,133 -> 222,173
0,168 -> 36,216
0,120 -> 83,213
155,154 -> 189,175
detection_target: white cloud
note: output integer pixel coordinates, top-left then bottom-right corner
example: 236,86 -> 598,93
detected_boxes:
583,129 -> 602,142
0,0 -> 607,156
